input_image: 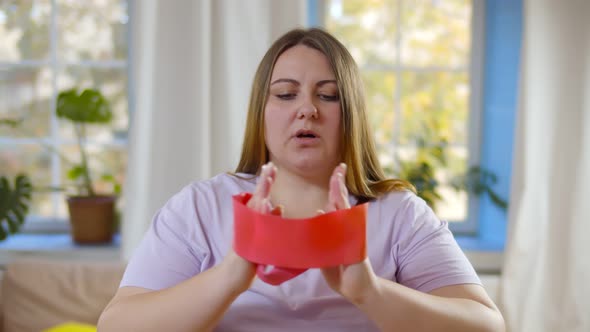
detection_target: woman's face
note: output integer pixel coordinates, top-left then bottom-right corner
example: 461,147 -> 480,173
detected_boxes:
264,44 -> 342,176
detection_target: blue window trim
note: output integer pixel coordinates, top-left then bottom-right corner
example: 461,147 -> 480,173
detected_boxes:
308,0 -> 522,252
456,0 -> 522,251
307,0 -> 321,27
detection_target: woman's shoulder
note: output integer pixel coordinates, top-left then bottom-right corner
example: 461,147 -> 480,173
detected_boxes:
162,172 -> 258,210
370,189 -> 439,230
190,172 -> 257,199
371,189 -> 425,211
187,172 -> 256,190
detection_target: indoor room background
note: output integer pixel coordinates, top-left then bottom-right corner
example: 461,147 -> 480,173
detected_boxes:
0,1 -> 588,331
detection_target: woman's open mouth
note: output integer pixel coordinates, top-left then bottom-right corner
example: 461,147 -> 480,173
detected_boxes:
293,129 -> 320,145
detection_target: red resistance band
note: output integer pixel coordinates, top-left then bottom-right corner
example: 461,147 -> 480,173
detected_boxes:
233,192 -> 367,285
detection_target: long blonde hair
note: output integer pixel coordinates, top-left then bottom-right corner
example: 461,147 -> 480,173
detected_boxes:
235,28 -> 415,201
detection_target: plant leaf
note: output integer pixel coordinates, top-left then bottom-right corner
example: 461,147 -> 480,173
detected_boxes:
101,174 -> 115,181
0,175 -> 32,241
67,165 -> 86,180
0,118 -> 23,128
56,88 -> 112,123
114,183 -> 122,195
486,187 -> 508,211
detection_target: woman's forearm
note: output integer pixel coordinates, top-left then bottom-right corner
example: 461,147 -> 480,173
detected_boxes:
98,263 -> 245,332
355,277 -> 505,332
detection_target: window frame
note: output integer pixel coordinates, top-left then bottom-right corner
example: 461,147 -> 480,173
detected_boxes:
0,0 -> 131,233
310,0 -> 523,259
309,0 -> 484,235
456,0 -> 522,253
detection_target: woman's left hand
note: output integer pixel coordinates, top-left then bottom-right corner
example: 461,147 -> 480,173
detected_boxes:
319,164 -> 380,305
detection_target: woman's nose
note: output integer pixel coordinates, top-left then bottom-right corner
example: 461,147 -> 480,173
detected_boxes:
297,102 -> 319,120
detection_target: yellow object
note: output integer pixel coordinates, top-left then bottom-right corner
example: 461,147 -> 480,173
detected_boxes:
42,322 -> 97,332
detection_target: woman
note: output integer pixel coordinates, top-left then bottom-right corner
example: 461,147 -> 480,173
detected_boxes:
98,28 -> 505,331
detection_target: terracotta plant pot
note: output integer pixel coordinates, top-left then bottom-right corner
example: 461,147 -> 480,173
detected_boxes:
66,195 -> 117,244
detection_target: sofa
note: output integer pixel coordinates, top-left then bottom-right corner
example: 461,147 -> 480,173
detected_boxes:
0,259 -> 126,332
0,258 -> 501,332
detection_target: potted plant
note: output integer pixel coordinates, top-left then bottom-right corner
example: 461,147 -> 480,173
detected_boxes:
395,136 -> 449,211
1,89 -> 120,244
56,88 -> 120,244
386,129 -> 507,213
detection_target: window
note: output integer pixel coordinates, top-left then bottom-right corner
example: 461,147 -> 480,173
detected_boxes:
311,0 -> 482,234
0,0 -> 129,230
310,0 -> 522,251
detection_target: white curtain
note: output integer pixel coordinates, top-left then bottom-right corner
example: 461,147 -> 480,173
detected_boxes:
121,0 -> 307,259
499,1 -> 590,331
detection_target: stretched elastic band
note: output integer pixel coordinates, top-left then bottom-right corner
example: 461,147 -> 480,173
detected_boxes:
233,192 -> 367,284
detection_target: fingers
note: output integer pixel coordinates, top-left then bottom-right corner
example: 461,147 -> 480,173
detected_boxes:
327,163 -> 350,212
254,163 -> 275,198
271,205 -> 284,216
249,162 -> 350,215
320,265 -> 342,289
247,162 -> 277,214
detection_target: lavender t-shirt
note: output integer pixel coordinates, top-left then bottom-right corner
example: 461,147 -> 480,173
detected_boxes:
121,173 -> 480,331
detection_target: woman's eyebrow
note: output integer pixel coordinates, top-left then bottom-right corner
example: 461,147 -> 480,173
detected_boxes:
271,78 -> 300,86
316,80 -> 337,87
270,78 -> 337,86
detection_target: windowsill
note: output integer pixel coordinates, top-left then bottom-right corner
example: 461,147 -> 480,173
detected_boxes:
0,233 -> 121,266
0,233 -> 502,274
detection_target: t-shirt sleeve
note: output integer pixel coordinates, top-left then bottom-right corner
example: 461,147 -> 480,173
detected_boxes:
393,193 -> 481,293
119,185 -> 211,290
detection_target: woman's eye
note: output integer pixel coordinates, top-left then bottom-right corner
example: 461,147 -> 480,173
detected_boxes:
277,93 -> 296,100
319,94 -> 339,102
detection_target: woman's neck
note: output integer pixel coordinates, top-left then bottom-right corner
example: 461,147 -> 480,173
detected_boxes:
269,167 -> 331,219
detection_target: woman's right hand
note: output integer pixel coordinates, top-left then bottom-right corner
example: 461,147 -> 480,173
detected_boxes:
220,162 -> 280,294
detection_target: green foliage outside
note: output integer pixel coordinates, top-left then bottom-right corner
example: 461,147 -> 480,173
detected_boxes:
325,0 -> 507,216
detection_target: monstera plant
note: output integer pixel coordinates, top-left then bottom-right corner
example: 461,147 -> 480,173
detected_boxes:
0,174 -> 32,241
